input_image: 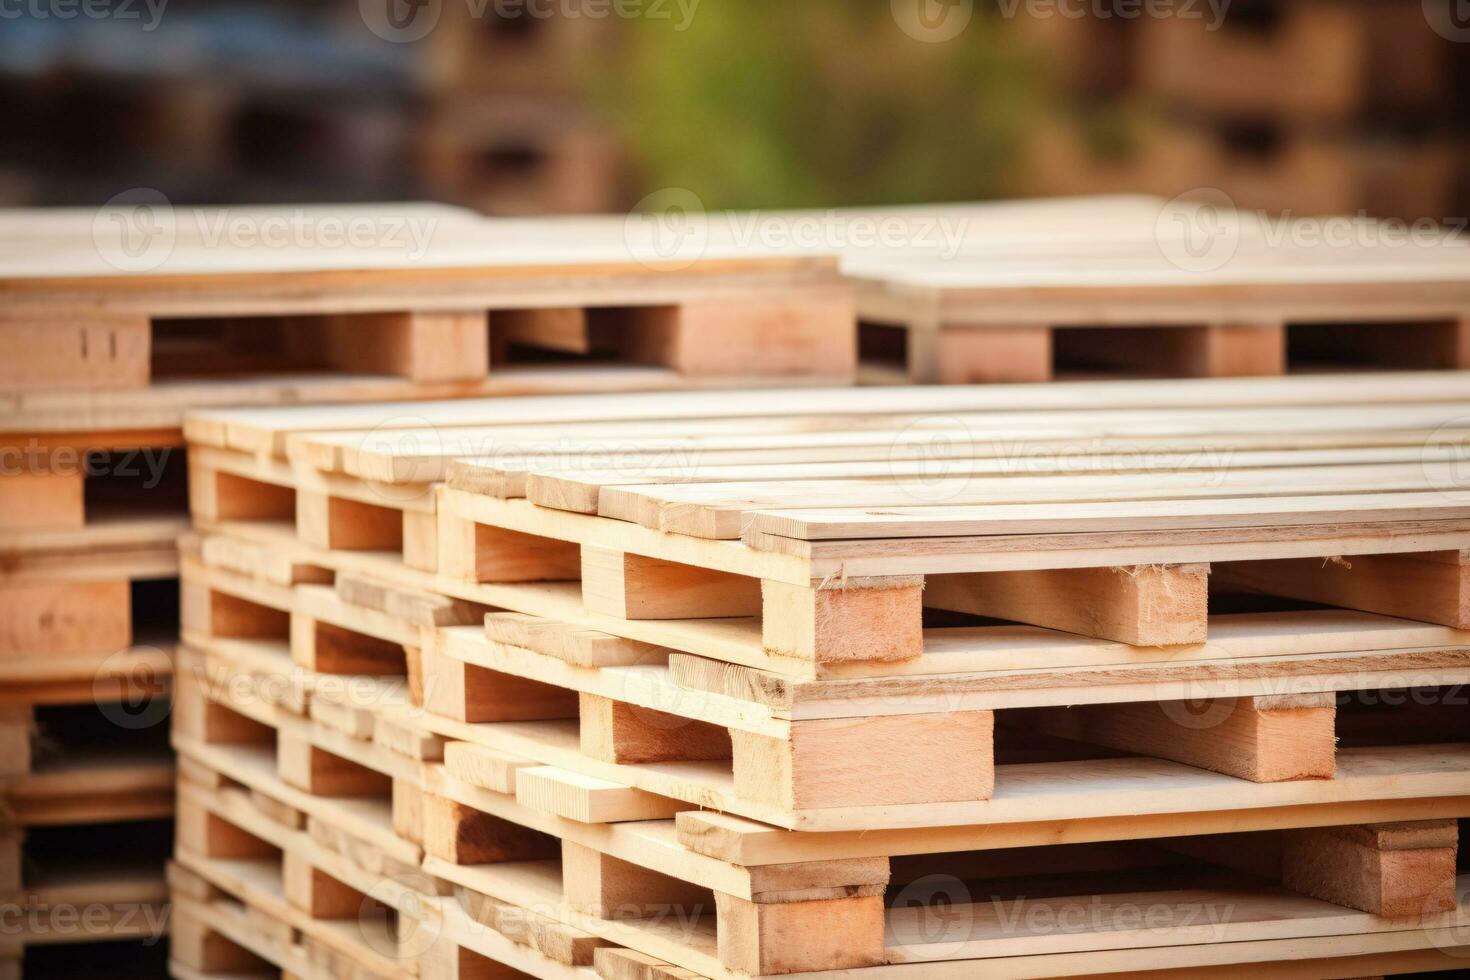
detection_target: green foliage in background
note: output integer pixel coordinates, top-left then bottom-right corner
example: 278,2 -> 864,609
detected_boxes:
591,3 -> 1043,210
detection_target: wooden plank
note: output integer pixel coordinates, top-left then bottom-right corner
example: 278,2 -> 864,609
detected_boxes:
484,612 -> 666,668
515,766 -> 686,823
751,491 -> 1470,542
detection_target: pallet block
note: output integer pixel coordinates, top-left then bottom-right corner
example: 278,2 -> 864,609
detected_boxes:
1282,820 -> 1460,918
0,314 -> 151,391
0,579 -> 132,656
926,563 -> 1210,647
1020,693 -> 1338,783
731,711 -> 994,811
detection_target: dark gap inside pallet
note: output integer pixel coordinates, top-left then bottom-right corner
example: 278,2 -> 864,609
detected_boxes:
885,837 -> 1273,907
489,306 -> 676,368
31,700 -> 171,767
84,446 -> 188,521
1335,684 -> 1470,748
857,322 -> 908,377
1217,119 -> 1284,162
1207,586 -> 1328,616
1219,0 -> 1283,35
1462,820 -> 1469,872
152,316 -> 327,378
133,577 -> 181,641
486,5 -> 543,40
1287,320 -> 1462,372
22,818 -> 174,883
991,723 -> 1129,766
475,143 -> 547,181
921,607 -> 1009,629
24,936 -> 171,977
1052,325 -> 1204,380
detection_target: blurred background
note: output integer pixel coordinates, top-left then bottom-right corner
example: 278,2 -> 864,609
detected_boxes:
2,0 -> 1468,220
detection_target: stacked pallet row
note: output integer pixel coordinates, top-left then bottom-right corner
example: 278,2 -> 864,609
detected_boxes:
841,195 -> 1470,384
1022,0 -> 1469,219
0,203 -> 855,977
414,4 -> 623,215
174,370 -> 1470,979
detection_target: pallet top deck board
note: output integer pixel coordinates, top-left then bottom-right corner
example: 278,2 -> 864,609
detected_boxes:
0,202 -> 836,300
185,371 -> 1470,458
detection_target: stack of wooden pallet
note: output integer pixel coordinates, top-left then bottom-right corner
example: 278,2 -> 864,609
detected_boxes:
415,5 -> 622,215
839,195 -> 1470,384
0,203 -> 854,977
1021,0 -> 1469,220
173,374 -> 1470,978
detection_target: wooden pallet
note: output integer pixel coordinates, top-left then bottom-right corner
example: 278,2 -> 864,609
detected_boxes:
0,203 -> 854,434
184,371 -> 1470,581
417,99 -> 624,217
169,576 -> 1470,979
181,524 -> 1470,835
173,609 -> 1470,980
1134,0 -> 1461,123
842,196 -> 1470,382
0,816 -> 172,973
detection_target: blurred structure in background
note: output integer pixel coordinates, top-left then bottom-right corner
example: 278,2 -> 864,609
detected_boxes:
0,0 -> 1466,219
1030,0 -> 1470,220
